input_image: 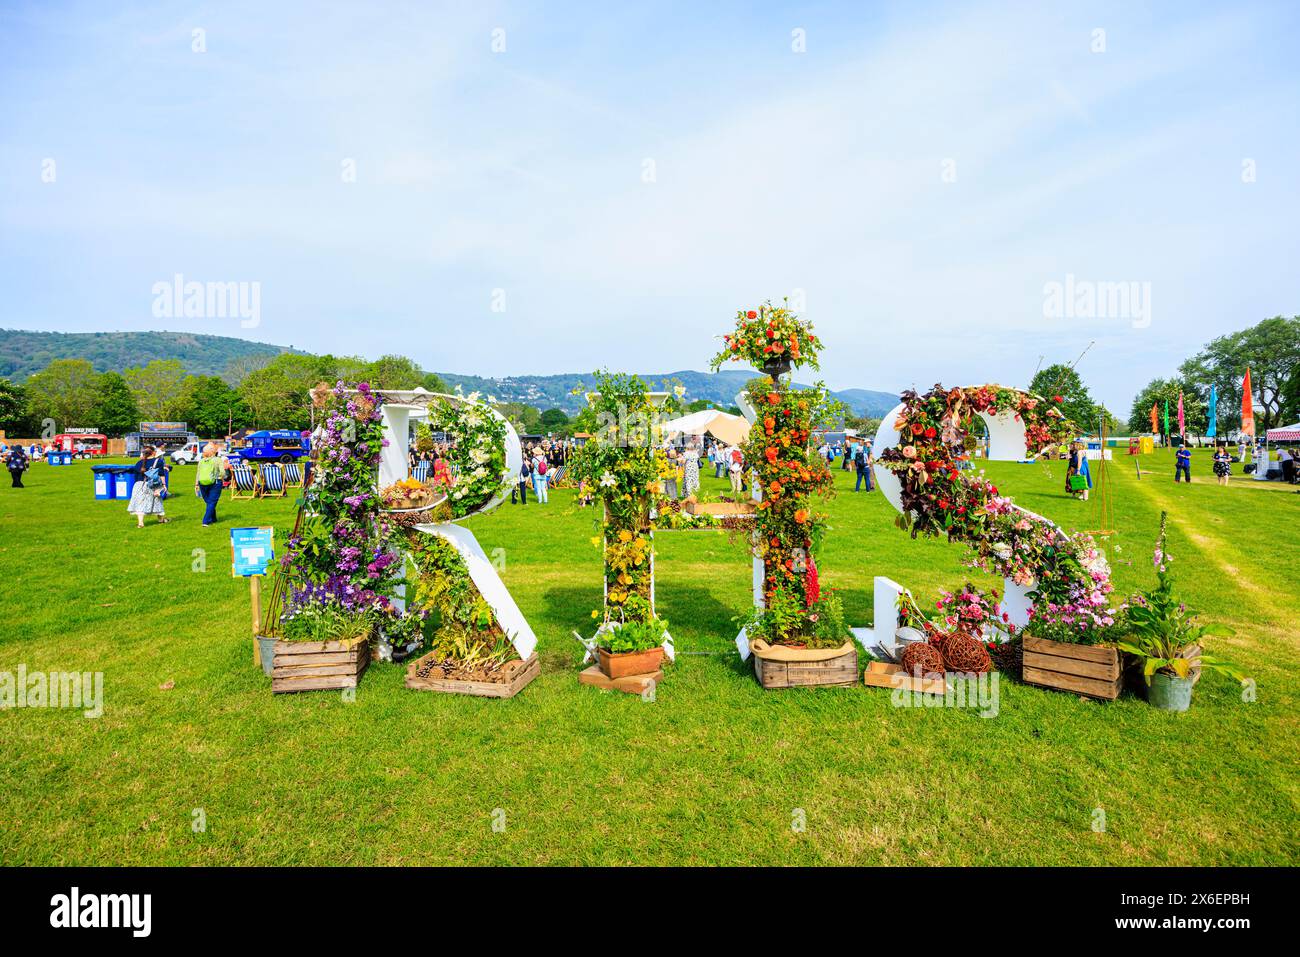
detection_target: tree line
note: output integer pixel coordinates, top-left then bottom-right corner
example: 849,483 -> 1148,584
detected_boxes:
0,352 -> 450,438
1126,316 -> 1299,439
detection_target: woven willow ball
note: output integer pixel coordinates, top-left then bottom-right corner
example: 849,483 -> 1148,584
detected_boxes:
900,642 -> 946,678
942,632 -> 993,674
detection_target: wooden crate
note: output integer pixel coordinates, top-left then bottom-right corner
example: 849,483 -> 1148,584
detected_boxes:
579,665 -> 663,695
405,653 -> 539,699
1022,635 -> 1121,700
684,500 -> 756,517
862,660 -> 948,695
271,636 -> 369,694
753,645 -> 858,689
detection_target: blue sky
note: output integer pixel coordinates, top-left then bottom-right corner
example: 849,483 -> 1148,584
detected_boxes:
2,0 -> 1297,412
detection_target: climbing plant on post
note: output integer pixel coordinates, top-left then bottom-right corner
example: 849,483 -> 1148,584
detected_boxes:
569,370 -> 674,678
712,301 -> 852,688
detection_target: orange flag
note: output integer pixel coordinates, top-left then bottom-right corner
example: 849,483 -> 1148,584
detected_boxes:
1241,368 -> 1256,437
1149,403 -> 1159,433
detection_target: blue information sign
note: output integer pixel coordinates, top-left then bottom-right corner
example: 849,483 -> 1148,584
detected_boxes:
230,526 -> 275,577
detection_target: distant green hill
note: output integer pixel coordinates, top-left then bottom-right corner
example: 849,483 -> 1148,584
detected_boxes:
0,329 -> 900,417
0,329 -> 292,382
437,369 -> 900,418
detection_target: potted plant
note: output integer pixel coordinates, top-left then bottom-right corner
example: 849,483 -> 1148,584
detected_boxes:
1116,513 -> 1245,711
597,613 -> 669,679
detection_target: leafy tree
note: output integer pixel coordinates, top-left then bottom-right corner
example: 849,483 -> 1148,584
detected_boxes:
124,359 -> 192,420
222,353 -> 273,387
0,377 -> 38,437
539,407 -> 570,434
421,371 -> 449,394
1127,377 -> 1207,438
494,401 -> 542,434
182,375 -> 251,436
363,354 -> 424,389
92,372 -> 140,437
25,358 -> 100,431
1029,364 -> 1102,433
1179,316 -> 1300,433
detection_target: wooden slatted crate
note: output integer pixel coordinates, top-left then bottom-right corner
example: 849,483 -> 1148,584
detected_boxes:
271,636 -> 369,694
753,644 -> 858,689
405,652 -> 539,699
1022,635 -> 1121,700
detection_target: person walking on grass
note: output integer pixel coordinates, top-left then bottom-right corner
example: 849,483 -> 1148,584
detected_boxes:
5,444 -> 29,488
531,447 -> 550,503
194,443 -> 228,527
128,446 -> 171,527
1213,444 -> 1232,487
1175,444 -> 1192,483
512,455 -> 531,504
855,443 -> 874,492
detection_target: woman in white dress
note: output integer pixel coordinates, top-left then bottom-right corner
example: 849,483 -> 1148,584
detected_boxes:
127,446 -> 171,527
682,441 -> 701,498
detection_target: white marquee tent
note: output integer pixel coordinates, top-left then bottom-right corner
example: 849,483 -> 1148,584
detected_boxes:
659,409 -> 750,447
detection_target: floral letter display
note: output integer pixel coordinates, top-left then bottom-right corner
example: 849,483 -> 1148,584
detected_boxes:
375,389 -> 540,693
568,371 -> 675,672
870,384 -> 1117,663
713,302 -> 854,682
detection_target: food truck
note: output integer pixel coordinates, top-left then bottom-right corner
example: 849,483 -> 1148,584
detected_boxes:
226,429 -> 312,464
52,430 -> 109,457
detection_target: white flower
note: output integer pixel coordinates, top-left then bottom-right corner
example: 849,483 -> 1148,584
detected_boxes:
600,471 -> 617,488
470,448 -> 491,465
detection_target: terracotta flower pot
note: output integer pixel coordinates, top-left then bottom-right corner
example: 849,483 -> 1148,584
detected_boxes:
598,645 -> 665,679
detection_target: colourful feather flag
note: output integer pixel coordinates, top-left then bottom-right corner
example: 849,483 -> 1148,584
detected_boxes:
1207,384 -> 1217,437
1177,392 -> 1185,437
1149,403 -> 1159,434
1241,368 -> 1255,437
1163,399 -> 1169,437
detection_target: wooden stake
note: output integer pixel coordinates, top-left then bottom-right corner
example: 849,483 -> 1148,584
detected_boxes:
250,575 -> 263,666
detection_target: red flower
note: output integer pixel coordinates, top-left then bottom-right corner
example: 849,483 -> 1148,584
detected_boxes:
1053,395 -> 1063,402
924,426 -> 937,439
746,310 -> 757,319
910,423 -> 924,435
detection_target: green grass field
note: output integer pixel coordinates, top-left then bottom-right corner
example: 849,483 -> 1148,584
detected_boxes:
1,449 -> 1296,865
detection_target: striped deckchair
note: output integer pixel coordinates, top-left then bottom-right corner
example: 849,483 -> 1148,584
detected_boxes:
412,461 -> 431,482
230,463 -> 258,499
260,463 -> 287,497
282,462 -> 303,487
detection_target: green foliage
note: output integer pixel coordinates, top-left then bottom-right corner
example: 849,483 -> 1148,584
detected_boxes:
1127,376 -> 1207,436
408,532 -> 517,671
598,616 -> 668,653
736,586 -> 847,650
1029,364 -> 1114,435
1116,512 -> 1245,685
91,372 -> 140,437
24,358 -> 100,430
124,359 -> 191,420
538,407 -> 570,434
180,375 -> 250,436
1179,316 -> 1300,433
0,378 -> 37,436
0,329 -> 290,383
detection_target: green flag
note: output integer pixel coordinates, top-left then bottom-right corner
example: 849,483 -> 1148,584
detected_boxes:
1163,399 -> 1169,436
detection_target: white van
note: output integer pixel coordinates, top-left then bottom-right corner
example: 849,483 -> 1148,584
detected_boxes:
170,440 -> 204,464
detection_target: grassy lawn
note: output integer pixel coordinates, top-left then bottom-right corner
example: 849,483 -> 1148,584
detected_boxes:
1,448 -> 1296,865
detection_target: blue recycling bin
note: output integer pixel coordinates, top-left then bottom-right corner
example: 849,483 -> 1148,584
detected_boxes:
91,465 -> 116,500
113,467 -> 137,500
59,451 -> 73,465
46,451 -> 60,465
